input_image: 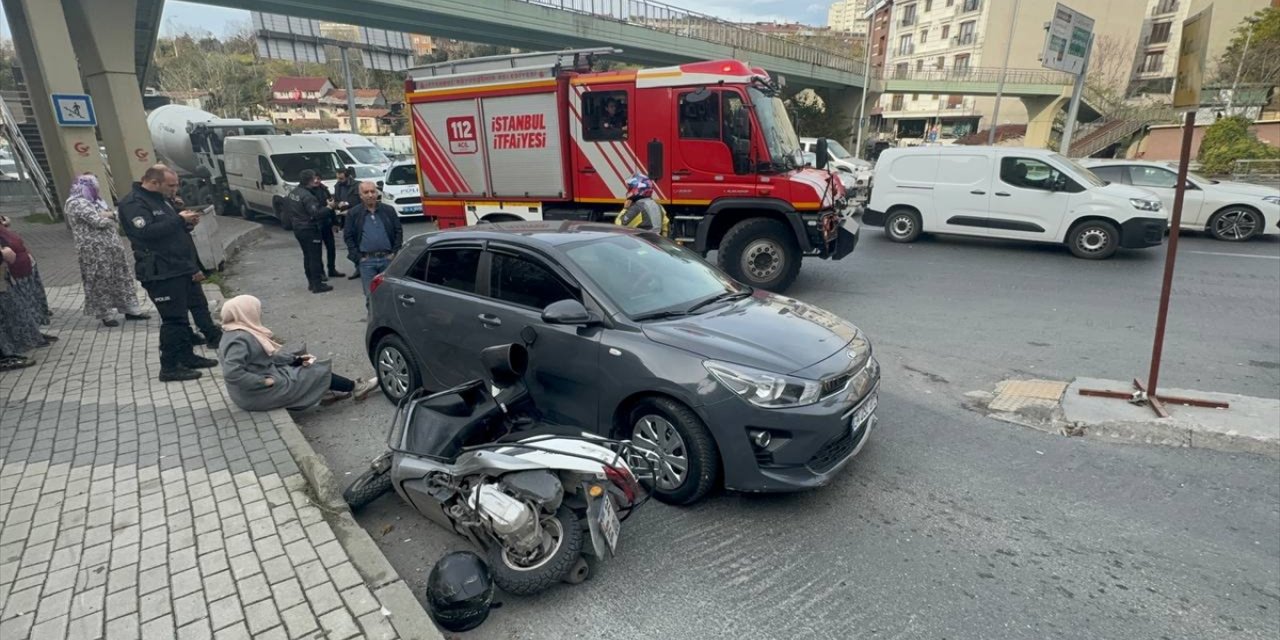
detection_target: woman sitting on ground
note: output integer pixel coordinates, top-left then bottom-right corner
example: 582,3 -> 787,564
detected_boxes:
217,295 -> 376,411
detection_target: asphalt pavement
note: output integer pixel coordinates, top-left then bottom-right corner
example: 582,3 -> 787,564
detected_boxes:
222,219 -> 1280,639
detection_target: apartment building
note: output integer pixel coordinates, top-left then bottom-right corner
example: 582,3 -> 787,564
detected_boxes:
828,0 -> 872,35
873,0 -> 1148,142
1129,0 -> 1272,96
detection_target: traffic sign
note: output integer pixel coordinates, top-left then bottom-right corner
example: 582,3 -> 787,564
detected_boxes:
51,93 -> 96,127
1041,3 -> 1094,75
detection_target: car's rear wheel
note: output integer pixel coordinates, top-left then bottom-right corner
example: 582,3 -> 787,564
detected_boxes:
1207,207 -> 1263,242
884,208 -> 921,243
626,397 -> 719,506
374,334 -> 422,404
1067,219 -> 1119,259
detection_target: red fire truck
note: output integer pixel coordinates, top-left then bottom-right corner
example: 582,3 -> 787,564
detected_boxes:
404,48 -> 858,291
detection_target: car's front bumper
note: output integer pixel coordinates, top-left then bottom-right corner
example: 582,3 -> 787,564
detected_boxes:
700,366 -> 880,493
1119,216 -> 1167,248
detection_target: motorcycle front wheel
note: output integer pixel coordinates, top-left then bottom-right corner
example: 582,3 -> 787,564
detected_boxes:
343,466 -> 392,511
490,507 -> 583,596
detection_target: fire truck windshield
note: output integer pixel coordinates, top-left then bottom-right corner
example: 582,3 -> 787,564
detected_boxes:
749,87 -> 802,171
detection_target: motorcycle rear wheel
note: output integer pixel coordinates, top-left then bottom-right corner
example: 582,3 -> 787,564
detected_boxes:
490,507 -> 583,596
343,466 -> 392,511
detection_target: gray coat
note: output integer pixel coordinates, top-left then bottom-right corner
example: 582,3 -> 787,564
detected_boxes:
218,330 -> 332,411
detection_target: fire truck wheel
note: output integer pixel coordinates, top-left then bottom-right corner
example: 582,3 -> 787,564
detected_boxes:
717,218 -> 801,292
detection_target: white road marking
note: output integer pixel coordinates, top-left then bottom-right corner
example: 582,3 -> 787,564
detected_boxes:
1186,250 -> 1280,260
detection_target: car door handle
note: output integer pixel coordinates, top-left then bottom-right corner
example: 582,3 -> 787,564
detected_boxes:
478,313 -> 502,327
397,294 -> 415,305
580,166 -> 596,174
994,192 -> 1011,197
970,190 -> 986,195
672,169 -> 692,177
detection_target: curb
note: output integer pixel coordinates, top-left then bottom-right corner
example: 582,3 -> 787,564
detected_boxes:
269,412 -> 444,640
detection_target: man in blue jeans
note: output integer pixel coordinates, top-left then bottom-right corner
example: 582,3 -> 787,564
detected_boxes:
343,181 -> 403,307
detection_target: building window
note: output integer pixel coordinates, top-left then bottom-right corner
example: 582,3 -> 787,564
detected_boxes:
924,0 -> 933,11
941,25 -> 950,39
946,0 -> 954,5
936,56 -> 946,69
1154,0 -> 1178,15
954,54 -> 971,71
962,0 -> 980,12
912,93 -> 919,101
958,21 -> 976,45
916,60 -> 925,71
1142,51 -> 1164,73
921,29 -> 928,44
899,34 -> 914,55
902,4 -> 917,27
1149,22 -> 1172,45
895,62 -> 910,78
892,95 -> 905,110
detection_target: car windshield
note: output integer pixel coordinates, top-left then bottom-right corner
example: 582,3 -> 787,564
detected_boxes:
826,140 -> 853,159
352,165 -> 383,179
563,234 -> 746,319
272,152 -> 342,182
749,87 -> 802,170
348,146 -> 389,165
1052,153 -> 1106,188
386,164 -> 417,186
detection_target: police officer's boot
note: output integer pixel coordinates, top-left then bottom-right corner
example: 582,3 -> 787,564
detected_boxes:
158,325 -> 203,382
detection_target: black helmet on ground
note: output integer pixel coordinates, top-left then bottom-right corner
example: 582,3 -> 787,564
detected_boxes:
426,551 -> 494,632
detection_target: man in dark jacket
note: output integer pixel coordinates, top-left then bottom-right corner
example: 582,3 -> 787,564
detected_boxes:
284,169 -> 333,293
119,166 -> 220,382
344,180 -> 402,306
306,179 -> 345,282
154,164 -> 221,349
332,167 -> 363,279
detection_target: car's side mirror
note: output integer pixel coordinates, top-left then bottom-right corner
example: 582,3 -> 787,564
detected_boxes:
541,299 -> 593,325
377,180 -> 385,189
815,138 -> 829,170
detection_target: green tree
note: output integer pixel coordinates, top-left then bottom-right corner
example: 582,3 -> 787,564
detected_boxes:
784,89 -> 852,145
1215,8 -> 1280,86
1196,115 -> 1280,175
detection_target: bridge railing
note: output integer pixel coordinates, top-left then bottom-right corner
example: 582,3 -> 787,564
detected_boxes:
520,0 -> 866,77
875,65 -> 1077,87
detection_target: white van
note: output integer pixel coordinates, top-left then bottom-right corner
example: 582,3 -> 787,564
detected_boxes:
864,146 -> 1167,259
303,132 -> 391,172
223,135 -> 344,230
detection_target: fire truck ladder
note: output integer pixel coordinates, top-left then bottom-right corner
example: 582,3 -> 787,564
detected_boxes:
406,47 -> 621,80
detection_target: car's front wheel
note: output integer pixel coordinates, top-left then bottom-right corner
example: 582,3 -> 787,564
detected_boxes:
627,397 -> 719,506
884,208 -> 922,243
1208,206 -> 1263,242
373,334 -> 422,404
1067,219 -> 1119,259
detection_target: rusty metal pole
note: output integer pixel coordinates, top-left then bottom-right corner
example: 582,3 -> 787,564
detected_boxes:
1146,111 -> 1196,398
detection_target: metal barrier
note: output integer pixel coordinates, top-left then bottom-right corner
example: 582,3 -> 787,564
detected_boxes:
520,0 -> 866,77
0,98 -> 58,219
876,65 -> 1076,86
1231,159 -> 1280,183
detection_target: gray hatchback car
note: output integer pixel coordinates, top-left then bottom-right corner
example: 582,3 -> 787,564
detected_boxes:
365,222 -> 880,505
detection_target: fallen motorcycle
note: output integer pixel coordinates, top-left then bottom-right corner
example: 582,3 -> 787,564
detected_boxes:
343,343 -> 648,595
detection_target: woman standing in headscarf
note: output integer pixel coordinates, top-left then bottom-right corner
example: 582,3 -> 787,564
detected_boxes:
217,295 -> 376,411
65,173 -> 150,327
0,216 -> 55,370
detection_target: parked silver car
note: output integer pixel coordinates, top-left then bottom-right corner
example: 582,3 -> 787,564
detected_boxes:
365,222 -> 880,504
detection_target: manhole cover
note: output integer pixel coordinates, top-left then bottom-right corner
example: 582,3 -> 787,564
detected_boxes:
989,379 -> 1068,413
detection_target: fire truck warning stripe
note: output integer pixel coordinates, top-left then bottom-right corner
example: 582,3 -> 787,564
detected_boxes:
412,109 -> 471,194
412,121 -> 461,194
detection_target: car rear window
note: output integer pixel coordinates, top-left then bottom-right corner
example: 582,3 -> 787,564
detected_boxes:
411,247 -> 480,293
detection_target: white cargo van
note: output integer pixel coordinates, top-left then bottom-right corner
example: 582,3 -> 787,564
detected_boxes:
864,146 -> 1167,259
223,135 -> 344,230
304,132 -> 391,172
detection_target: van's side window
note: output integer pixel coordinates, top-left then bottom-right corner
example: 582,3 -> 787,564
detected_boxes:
999,157 -> 1062,191
257,156 -> 277,186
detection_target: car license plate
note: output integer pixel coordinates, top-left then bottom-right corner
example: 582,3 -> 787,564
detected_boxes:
851,394 -> 877,432
403,206 -> 422,214
597,495 -> 620,554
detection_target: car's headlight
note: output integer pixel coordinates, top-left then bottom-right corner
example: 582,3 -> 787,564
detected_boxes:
1130,198 -> 1161,212
705,361 -> 820,409
1263,195 -> 1280,205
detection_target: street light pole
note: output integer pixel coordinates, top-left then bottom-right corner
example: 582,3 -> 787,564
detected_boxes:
340,46 -> 359,135
854,11 -> 874,160
1226,17 -> 1259,116
987,0 -> 1021,145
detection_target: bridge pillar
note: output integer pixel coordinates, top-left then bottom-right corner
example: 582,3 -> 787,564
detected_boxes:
1020,95 -> 1068,150
0,0 -> 105,205
64,0 -> 155,197
816,87 -> 870,151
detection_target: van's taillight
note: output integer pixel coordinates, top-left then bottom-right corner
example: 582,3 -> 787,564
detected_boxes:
369,273 -> 385,294
604,464 -> 637,504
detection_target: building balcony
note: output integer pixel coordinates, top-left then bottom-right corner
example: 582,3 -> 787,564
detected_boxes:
951,33 -> 978,47
898,44 -> 916,56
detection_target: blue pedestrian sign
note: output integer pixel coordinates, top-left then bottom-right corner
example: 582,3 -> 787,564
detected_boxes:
51,93 -> 96,127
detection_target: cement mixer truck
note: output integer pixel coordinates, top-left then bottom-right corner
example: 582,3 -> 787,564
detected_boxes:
147,104 -> 275,214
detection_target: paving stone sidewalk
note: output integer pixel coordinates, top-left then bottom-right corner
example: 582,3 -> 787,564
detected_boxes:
0,219 -> 416,639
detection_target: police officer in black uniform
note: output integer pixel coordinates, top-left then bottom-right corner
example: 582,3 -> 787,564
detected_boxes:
307,178 -> 345,282
119,166 -> 220,382
284,170 -> 333,293
155,164 -> 222,349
